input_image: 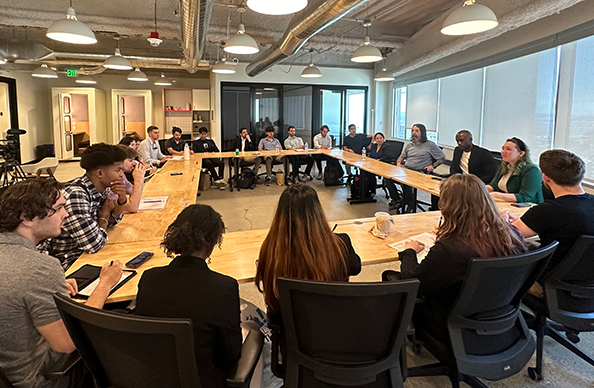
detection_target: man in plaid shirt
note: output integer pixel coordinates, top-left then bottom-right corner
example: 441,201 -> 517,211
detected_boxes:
49,143 -> 128,269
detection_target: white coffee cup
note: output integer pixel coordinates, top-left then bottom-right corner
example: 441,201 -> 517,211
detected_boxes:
374,211 -> 394,235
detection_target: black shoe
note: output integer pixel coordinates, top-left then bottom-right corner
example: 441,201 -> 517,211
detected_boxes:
389,201 -> 401,211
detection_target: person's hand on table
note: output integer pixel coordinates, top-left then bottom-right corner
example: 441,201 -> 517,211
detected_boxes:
160,156 -> 173,163
490,191 -> 502,200
405,240 -> 425,253
397,161 -> 402,167
98,261 -> 123,289
500,210 -> 519,223
65,278 -> 78,296
132,162 -> 146,183
425,165 -> 435,173
190,150 -> 195,154
321,146 -> 329,149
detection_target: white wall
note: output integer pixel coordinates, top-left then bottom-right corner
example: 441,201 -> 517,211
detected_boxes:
212,63 -> 375,145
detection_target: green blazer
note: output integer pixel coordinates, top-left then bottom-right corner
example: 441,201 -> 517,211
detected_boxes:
488,162 -> 543,204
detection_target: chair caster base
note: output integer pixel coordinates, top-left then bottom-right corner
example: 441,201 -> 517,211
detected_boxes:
528,367 -> 542,381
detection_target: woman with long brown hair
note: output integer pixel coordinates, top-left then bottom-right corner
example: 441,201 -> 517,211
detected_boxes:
255,184 -> 361,319
383,174 -> 527,343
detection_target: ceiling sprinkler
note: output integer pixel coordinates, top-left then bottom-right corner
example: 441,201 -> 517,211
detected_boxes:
147,31 -> 162,47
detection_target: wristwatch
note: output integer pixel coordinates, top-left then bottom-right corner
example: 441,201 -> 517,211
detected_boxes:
117,197 -> 128,206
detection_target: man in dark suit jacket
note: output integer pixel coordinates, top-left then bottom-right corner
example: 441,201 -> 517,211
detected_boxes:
230,127 -> 261,180
450,130 -> 498,184
193,127 -> 226,188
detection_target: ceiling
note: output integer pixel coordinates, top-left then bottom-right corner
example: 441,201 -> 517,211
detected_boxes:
0,0 -> 462,73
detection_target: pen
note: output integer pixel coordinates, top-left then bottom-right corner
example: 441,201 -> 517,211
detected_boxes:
332,224 -> 337,232
110,260 -> 113,266
142,200 -> 162,203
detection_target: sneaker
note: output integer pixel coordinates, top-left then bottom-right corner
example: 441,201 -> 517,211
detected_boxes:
265,176 -> 272,186
316,172 -> 323,180
389,200 -> 401,211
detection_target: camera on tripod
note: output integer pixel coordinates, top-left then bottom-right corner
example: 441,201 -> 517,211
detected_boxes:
0,128 -> 27,188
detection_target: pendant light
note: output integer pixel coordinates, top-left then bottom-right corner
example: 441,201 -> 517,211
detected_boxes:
147,0 -> 163,47
247,0 -> 307,15
212,58 -> 237,74
75,74 -> 96,84
46,0 -> 97,44
127,68 -> 148,82
32,64 -> 58,78
374,58 -> 394,82
154,73 -> 172,85
104,37 -> 132,70
224,7 -> 259,55
351,20 -> 382,63
301,52 -> 321,78
0,55 -> 6,65
441,0 -> 498,36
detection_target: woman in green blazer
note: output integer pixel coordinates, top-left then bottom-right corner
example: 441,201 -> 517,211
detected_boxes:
487,137 -> 543,204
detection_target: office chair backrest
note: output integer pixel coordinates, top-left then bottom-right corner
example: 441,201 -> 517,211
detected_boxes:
448,242 -> 558,380
385,140 -> 404,163
54,294 -> 201,388
278,277 -> 419,388
544,235 -> 594,330
0,367 -> 15,388
158,138 -> 169,155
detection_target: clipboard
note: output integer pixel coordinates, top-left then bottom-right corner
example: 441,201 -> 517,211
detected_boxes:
66,264 -> 136,299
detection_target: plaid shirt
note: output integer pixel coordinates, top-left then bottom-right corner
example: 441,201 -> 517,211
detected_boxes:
48,175 -> 123,269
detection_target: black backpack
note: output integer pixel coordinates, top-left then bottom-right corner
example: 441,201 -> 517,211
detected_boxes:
323,164 -> 341,186
236,168 -> 257,190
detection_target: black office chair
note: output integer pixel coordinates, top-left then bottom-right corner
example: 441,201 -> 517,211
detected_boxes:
54,293 -> 263,388
158,138 -> 168,155
408,242 -> 558,388
523,235 -> 594,381
378,140 -> 404,200
0,352 -> 82,388
274,277 -> 419,388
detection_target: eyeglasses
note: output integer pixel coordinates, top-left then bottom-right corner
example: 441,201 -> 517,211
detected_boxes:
46,203 -> 65,217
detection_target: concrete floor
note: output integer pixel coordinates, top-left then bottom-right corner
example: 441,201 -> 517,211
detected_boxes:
53,161 -> 594,388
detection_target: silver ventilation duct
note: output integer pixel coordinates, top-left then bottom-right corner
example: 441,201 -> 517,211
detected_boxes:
245,0 -> 367,77
180,0 -> 214,73
44,52 -> 185,69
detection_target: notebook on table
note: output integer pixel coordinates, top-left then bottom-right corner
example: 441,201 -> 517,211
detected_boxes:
66,264 -> 136,299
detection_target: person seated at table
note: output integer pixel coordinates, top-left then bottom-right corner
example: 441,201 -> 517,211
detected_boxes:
397,123 -> 446,212
369,132 -> 402,211
342,123 -> 372,175
231,127 -> 261,179
504,150 -> 594,297
135,204 -> 242,388
255,184 -> 361,325
49,143 -> 128,269
284,125 -> 314,183
0,179 -> 123,388
383,174 -> 527,344
193,126 -> 227,190
487,137 -> 543,204
139,125 -> 173,168
120,136 -> 157,178
165,126 -> 193,156
117,145 -> 146,213
258,126 -> 284,186
312,124 -> 343,179
450,130 -> 498,184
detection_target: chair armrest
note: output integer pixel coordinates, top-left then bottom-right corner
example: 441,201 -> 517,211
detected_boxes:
44,352 -> 82,380
226,329 -> 264,388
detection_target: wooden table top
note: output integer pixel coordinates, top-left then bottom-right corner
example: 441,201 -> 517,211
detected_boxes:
69,202 -> 528,303
141,157 -> 201,197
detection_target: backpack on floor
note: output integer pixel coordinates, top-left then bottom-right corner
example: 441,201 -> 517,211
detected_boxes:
236,168 -> 257,190
323,164 -> 341,186
350,174 -> 373,199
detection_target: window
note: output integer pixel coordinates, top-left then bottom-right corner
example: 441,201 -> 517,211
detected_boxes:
437,69 -> 484,147
392,87 -> 407,139
405,80 -> 438,141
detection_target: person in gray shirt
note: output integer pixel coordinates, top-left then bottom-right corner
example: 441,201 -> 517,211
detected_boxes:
139,125 -> 173,167
258,126 -> 284,185
0,180 -> 122,388
284,125 -> 314,183
396,123 -> 446,212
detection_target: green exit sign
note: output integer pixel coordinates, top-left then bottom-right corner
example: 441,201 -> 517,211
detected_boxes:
66,69 -> 78,77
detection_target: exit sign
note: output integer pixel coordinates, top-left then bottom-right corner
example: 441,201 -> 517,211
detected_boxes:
66,69 -> 78,77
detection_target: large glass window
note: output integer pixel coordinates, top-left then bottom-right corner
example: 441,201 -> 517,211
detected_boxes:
405,80 -> 438,141
284,85 -> 313,144
437,69 -> 484,147
482,48 -> 558,156
392,87 -> 407,139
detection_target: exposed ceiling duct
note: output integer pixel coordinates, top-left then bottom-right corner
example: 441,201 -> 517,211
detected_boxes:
180,0 -> 214,73
38,52 -> 212,70
245,0 -> 368,77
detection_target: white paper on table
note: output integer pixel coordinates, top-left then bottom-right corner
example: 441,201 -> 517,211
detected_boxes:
171,155 -> 184,161
138,196 -> 168,210
78,271 -> 134,297
389,232 -> 436,262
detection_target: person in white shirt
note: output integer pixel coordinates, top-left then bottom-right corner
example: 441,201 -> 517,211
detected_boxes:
139,125 -> 173,167
284,126 -> 314,183
312,125 -> 343,179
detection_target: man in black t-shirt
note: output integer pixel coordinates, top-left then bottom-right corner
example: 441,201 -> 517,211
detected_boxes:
505,150 -> 594,294
342,124 -> 372,175
164,126 -> 193,156
193,127 -> 226,189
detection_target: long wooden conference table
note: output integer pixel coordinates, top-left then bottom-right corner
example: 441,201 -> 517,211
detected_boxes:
66,149 -> 525,303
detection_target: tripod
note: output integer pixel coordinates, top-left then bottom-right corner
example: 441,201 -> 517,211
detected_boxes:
0,156 -> 27,187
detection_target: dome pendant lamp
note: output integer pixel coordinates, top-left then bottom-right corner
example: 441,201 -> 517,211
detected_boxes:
46,0 -> 97,44
154,73 -> 172,85
351,21 -> 382,63
104,36 -> 133,70
441,0 -> 498,36
32,64 -> 58,78
247,0 -> 307,15
127,68 -> 148,82
224,7 -> 259,55
374,58 -> 394,82
301,52 -> 321,78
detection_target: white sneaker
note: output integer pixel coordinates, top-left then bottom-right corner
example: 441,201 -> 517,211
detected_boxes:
316,172 -> 323,180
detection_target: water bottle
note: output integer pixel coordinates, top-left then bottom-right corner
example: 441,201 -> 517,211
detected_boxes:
362,147 -> 366,160
304,142 -> 309,152
235,148 -> 240,156
183,143 -> 190,160
276,145 -> 280,155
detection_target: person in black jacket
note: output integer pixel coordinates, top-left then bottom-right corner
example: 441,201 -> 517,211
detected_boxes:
193,127 -> 226,189
450,130 -> 498,184
369,132 -> 402,211
230,127 -> 261,180
383,174 -> 527,343
135,204 -> 242,388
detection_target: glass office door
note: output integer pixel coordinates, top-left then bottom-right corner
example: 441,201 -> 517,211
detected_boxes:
252,87 -> 281,143
315,86 -> 367,147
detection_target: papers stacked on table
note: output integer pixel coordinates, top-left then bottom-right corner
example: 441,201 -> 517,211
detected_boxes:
389,232 -> 436,262
139,196 -> 168,210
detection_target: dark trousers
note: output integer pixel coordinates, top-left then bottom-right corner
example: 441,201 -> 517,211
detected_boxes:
402,185 -> 440,212
202,158 -> 224,181
312,154 -> 344,176
289,155 -> 314,178
384,179 -> 402,202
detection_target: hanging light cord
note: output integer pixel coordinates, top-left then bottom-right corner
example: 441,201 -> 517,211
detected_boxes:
153,0 -> 158,32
